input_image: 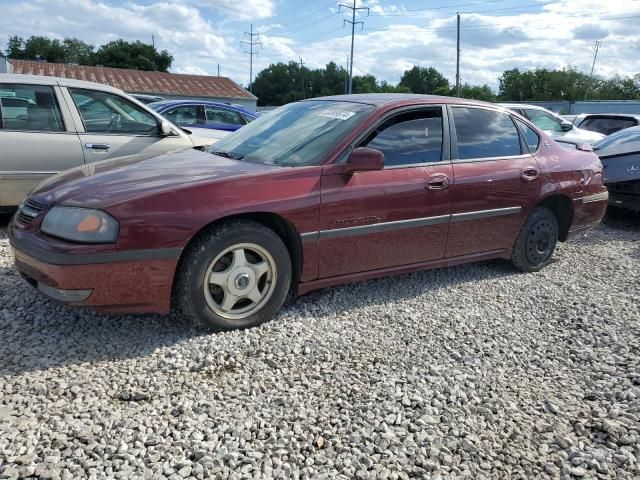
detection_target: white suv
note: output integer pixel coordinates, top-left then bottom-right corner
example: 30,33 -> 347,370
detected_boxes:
500,103 -> 604,145
0,74 -> 226,209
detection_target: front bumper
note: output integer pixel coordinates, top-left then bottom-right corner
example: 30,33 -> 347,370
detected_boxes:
9,226 -> 180,314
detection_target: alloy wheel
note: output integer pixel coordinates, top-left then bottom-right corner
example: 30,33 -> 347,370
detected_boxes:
203,243 -> 277,320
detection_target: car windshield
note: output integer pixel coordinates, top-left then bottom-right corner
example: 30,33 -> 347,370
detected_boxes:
207,100 -> 375,166
593,127 -> 640,150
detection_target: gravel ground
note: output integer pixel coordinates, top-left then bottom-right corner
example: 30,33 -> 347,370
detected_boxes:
0,213 -> 639,480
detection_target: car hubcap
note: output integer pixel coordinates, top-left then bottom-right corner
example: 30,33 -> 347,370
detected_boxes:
203,243 -> 277,320
526,219 -> 555,265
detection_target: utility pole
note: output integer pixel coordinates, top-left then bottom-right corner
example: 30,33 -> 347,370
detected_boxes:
345,56 -> 350,94
584,40 -> 602,101
151,34 -> 155,49
339,1 -> 369,94
242,24 -> 262,93
217,64 -> 220,77
456,13 -> 461,97
299,57 -> 306,99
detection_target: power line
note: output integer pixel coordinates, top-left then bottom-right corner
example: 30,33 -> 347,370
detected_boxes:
339,0 -> 369,94
369,0 -> 508,16
242,24 -> 262,93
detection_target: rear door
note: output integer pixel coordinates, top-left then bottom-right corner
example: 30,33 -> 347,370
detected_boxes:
318,106 -> 452,278
0,82 -> 84,207
63,87 -> 192,164
445,105 -> 542,258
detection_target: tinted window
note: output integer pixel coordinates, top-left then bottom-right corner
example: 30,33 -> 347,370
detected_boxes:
70,89 -> 158,135
452,107 -> 522,160
580,117 -> 637,136
205,107 -> 245,126
363,109 -> 443,166
524,109 -> 563,132
0,84 -> 64,132
516,119 -> 540,152
164,105 -> 199,126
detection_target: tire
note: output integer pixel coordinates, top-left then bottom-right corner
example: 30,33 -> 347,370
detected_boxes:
174,220 -> 292,331
511,207 -> 559,273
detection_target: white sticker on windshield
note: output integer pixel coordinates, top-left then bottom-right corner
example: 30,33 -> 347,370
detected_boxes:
317,109 -> 356,120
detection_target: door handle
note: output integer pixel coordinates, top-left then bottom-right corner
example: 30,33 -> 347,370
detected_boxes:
85,143 -> 110,151
520,168 -> 539,182
426,175 -> 450,190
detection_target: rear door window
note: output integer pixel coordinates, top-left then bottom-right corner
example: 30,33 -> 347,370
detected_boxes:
0,84 -> 64,132
163,105 -> 200,126
452,107 -> 523,160
205,107 -> 246,126
515,119 -> 540,152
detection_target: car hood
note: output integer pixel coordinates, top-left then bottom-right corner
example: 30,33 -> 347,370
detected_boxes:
555,127 -> 604,144
185,127 -> 230,147
30,149 -> 278,208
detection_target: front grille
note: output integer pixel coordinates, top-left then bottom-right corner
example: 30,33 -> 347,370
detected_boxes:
16,199 -> 47,226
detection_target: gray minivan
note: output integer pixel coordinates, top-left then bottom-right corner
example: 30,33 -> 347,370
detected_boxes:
0,74 -> 226,210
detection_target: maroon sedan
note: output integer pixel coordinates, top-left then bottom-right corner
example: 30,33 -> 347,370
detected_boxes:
9,94 -> 608,330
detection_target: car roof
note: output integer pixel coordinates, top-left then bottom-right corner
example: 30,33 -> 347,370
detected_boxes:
0,73 -> 125,95
150,99 -> 255,114
498,103 -> 550,111
305,93 -> 498,109
577,113 -> 640,119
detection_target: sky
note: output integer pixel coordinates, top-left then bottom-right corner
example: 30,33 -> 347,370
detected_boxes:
1,0 -> 639,91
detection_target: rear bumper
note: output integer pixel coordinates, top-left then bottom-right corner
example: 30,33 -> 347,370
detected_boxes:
609,192 -> 640,212
567,191 -> 609,240
9,227 -> 179,314
608,181 -> 640,212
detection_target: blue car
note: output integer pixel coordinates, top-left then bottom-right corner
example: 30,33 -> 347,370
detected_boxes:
148,100 -> 257,132
593,127 -> 640,212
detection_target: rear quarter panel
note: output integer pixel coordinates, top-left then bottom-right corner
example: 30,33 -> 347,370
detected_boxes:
534,137 -> 607,230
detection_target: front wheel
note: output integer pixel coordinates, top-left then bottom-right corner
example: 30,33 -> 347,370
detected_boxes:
174,220 -> 292,330
511,207 -> 559,272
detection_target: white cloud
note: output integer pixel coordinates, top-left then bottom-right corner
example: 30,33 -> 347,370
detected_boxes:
1,0 -> 639,93
191,0 -> 276,20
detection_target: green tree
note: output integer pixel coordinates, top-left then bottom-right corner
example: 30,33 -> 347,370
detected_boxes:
62,38 -> 94,64
458,83 -> 497,101
6,35 -> 25,58
398,66 -> 450,94
93,40 -> 172,72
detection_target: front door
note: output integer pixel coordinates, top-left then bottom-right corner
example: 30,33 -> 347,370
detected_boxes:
318,107 -> 452,278
65,88 -> 190,164
0,83 -> 84,207
445,105 -> 542,258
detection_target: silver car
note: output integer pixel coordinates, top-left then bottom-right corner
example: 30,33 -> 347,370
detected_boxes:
0,74 -> 226,209
500,103 -> 604,145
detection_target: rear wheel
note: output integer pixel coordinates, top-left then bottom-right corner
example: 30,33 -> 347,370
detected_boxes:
511,207 -> 559,272
174,220 -> 292,330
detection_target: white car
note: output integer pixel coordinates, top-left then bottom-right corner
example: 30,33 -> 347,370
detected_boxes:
500,103 -> 604,145
0,74 -> 227,209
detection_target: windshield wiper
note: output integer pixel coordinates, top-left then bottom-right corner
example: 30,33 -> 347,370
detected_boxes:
211,150 -> 245,160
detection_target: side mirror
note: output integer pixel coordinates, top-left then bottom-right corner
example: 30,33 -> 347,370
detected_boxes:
344,147 -> 384,174
160,120 -> 175,136
560,121 -> 574,132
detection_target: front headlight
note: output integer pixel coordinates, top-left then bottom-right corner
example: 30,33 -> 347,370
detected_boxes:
41,207 -> 119,243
